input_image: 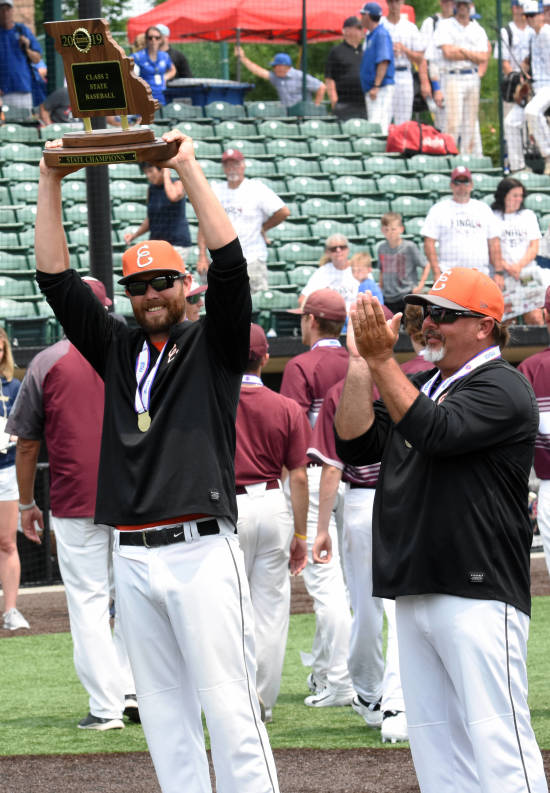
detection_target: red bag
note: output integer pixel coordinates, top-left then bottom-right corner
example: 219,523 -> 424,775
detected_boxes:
386,121 -> 458,156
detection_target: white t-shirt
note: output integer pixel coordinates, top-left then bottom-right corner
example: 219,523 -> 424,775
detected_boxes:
531,24 -> 550,91
493,21 -> 533,69
381,17 -> 424,70
493,207 -> 541,265
301,263 -> 359,311
210,177 -> 285,263
434,18 -> 488,73
421,198 -> 501,273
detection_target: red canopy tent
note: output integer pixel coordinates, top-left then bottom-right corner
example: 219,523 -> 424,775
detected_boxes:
127,0 -> 415,45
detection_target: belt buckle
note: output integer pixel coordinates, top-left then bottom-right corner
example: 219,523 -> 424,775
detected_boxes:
142,531 -> 150,548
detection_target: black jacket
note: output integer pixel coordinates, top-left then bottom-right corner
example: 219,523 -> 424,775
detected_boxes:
335,359 -> 538,616
36,239 -> 250,527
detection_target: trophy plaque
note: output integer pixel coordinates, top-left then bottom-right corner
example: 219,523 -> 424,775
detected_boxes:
43,18 -> 178,167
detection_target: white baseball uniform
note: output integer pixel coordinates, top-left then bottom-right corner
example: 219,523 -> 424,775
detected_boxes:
382,16 -> 424,125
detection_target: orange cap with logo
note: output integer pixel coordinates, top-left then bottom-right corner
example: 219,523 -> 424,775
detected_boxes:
119,240 -> 185,285
405,268 -> 504,322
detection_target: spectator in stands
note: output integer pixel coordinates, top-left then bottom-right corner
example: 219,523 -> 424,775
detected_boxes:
197,147 -> 290,294
132,33 -> 145,52
505,0 -> 550,174
324,16 -> 366,120
350,251 -> 385,303
39,84 -> 72,126
433,0 -> 489,154
377,212 -> 430,314
518,286 -> 550,575
359,2 -> 395,135
419,0 -> 456,130
492,176 -> 545,325
298,234 -> 359,313
382,0 -> 426,125
185,279 -> 206,322
422,166 -> 501,280
0,327 -> 28,632
123,162 -> 191,263
0,0 -> 42,115
7,279 -> 137,728
235,47 -> 326,108
133,26 -> 176,105
156,23 -> 192,80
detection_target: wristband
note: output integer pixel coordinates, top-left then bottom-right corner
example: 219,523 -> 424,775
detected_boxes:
294,532 -> 307,541
494,270 -> 505,275
431,79 -> 441,92
18,499 -> 36,512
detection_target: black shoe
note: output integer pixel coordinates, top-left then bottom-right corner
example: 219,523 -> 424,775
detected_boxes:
77,712 -> 124,730
124,694 -> 141,724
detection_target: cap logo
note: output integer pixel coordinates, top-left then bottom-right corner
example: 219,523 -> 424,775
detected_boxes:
136,244 -> 154,268
431,272 -> 449,292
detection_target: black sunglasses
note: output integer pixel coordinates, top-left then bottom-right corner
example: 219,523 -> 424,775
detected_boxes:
422,305 -> 484,324
328,244 -> 348,252
147,34 -> 161,39
125,274 -> 183,297
186,294 -> 202,305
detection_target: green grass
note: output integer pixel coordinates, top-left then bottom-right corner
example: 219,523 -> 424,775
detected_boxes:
3,600 -> 550,756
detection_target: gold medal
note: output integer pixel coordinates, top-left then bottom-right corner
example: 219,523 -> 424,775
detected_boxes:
138,410 -> 151,432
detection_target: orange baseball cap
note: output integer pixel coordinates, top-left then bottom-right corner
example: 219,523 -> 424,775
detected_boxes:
405,268 -> 504,322
119,240 -> 185,284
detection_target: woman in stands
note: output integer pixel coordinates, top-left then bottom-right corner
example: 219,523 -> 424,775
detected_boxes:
0,328 -> 28,631
133,26 -> 176,106
492,177 -> 545,325
298,233 -> 360,313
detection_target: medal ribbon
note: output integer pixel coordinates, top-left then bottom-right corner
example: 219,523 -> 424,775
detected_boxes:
421,346 -> 501,403
311,339 -> 341,350
135,341 -> 166,417
242,374 -> 263,386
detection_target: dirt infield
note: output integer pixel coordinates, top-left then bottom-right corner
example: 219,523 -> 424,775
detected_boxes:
2,557 -> 549,792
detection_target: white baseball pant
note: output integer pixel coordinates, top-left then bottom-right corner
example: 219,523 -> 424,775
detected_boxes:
391,69 -> 414,125
441,72 -> 480,154
342,486 -> 404,711
51,516 -> 134,719
396,594 -> 547,793
525,87 -> 550,159
536,479 -> 550,577
113,522 -> 279,793
236,482 -> 292,712
505,104 -> 529,172
366,84 -> 396,136
302,465 -> 354,697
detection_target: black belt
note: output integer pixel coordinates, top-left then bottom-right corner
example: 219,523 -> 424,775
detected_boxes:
395,66 -> 409,72
448,69 -> 477,75
349,482 -> 375,489
236,480 -> 280,495
119,518 -> 221,547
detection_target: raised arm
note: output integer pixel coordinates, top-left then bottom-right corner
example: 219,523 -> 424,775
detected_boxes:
235,46 -> 270,80
36,149 -> 78,273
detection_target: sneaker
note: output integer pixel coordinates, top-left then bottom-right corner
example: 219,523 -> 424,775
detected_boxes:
77,712 -> 124,730
123,694 -> 140,724
264,707 -> 273,724
306,671 -> 326,694
381,710 -> 408,743
351,695 -> 383,728
305,687 -> 355,707
3,607 -> 30,630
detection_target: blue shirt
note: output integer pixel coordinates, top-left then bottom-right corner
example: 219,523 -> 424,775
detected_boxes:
358,277 -> 384,303
0,24 -> 41,95
359,24 -> 395,93
268,67 -> 323,107
133,49 -> 173,105
148,182 -> 191,248
0,377 -> 20,469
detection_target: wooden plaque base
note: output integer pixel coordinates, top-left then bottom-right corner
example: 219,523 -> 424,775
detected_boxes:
43,127 -> 178,167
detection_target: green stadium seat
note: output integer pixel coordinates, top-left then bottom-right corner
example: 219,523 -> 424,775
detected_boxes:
192,139 -> 223,157
0,142 -> 40,163
64,168 -> 86,181
246,101 -> 287,118
214,119 -> 258,138
320,156 -> 363,175
14,205 -> 36,226
357,218 -> 385,239
287,265 -> 317,287
0,275 -> 36,298
277,241 -> 321,265
300,197 -> 348,219
449,154 -> 494,172
0,124 -> 40,144
0,184 -> 12,203
286,175 -> 335,197
266,138 -> 310,157
341,118 -> 382,136
268,219 -> 311,243
174,120 -> 215,139
161,102 -> 204,121
0,231 -> 22,250
421,173 -> 450,196
39,122 -> 84,140
110,180 -> 148,203
471,173 -> 500,194
407,154 -> 450,174
0,297 -> 35,317
61,180 -> 87,204
2,106 -> 34,123
347,196 -> 390,219
68,227 -> 90,248
310,219 -> 357,240
113,294 -> 133,316
196,158 -> 224,178
276,157 -> 321,176
223,139 -> 267,157
257,176 -> 288,194
352,136 -> 387,155
65,204 -> 89,225
243,158 -> 275,177
3,161 -> 38,181
538,213 -> 550,233
257,119 -> 303,139
0,253 -> 29,271
309,138 -> 353,156
11,181 -> 37,203
18,228 -> 34,248
2,314 -> 50,346
404,216 -> 427,238
204,101 -> 245,120
525,193 -> 550,214
363,156 -> 407,175
108,162 -> 142,181
0,208 -> 17,226
113,202 -> 144,225
287,100 -> 328,118
332,175 -> 378,197
518,172 -> 550,193
258,289 -> 299,310
377,174 -> 423,196
391,196 -> 434,217
267,270 -> 289,288
300,119 -> 342,137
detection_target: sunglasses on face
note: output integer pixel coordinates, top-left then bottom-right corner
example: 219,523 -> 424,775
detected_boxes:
147,34 -> 161,39
328,245 -> 348,252
125,274 -> 183,297
422,305 -> 484,324
452,178 -> 471,185
186,294 -> 202,305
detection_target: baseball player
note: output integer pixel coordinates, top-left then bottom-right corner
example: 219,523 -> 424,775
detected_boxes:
36,130 -> 279,793
7,278 -> 136,730
335,269 -> 547,793
235,323 -> 310,722
382,0 -> 425,125
359,2 -> 396,135
281,289 -> 355,707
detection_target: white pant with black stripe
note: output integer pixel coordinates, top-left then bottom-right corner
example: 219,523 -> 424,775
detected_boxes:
396,594 -> 547,793
113,521 -> 279,793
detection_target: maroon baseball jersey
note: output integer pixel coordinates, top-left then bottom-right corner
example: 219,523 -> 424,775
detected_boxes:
400,354 -> 434,375
280,341 -> 349,427
235,383 -> 312,484
518,348 -> 550,480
